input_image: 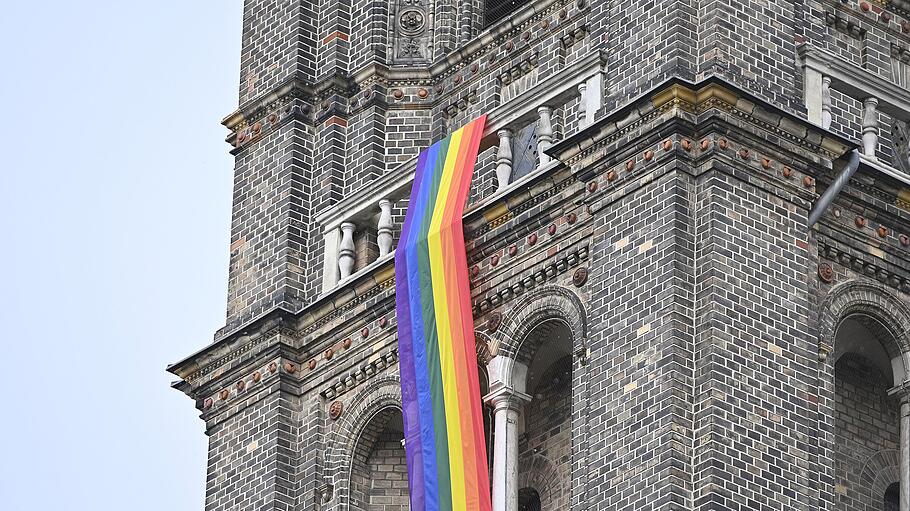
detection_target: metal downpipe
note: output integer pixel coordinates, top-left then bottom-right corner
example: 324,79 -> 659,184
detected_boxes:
808,149 -> 861,227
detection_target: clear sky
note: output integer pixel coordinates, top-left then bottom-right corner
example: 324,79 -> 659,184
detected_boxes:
0,2 -> 243,509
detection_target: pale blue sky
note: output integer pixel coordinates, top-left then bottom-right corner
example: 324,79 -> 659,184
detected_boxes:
0,2 -> 243,509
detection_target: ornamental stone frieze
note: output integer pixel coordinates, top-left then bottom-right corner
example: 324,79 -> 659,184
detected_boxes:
393,0 -> 431,63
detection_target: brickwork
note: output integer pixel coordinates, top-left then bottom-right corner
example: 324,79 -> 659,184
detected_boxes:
171,1 -> 910,510
239,0 -> 317,105
225,119 -> 313,329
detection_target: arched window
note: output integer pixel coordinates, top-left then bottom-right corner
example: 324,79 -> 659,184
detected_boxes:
518,487 -> 541,511
885,482 -> 900,511
349,408 -> 408,511
484,0 -> 533,27
833,315 -> 903,511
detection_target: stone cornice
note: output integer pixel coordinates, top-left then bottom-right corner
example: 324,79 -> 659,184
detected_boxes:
548,76 -> 854,167
472,243 -> 589,317
319,347 -> 400,401
222,77 -> 313,131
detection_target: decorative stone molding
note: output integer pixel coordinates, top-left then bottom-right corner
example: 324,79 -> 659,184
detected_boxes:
319,347 -> 400,400
817,279 -> 910,365
559,26 -> 587,50
516,454 -> 567,511
322,376 -> 402,507
489,284 -> 588,364
472,244 -> 589,317
819,241 -> 910,294
858,449 -> 901,502
496,52 -> 540,86
553,76 -> 852,168
441,89 -> 479,118
202,357 -> 282,412
824,9 -> 867,39
393,0 -> 430,62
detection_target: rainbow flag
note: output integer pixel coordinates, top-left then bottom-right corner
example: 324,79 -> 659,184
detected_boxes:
394,115 -> 491,511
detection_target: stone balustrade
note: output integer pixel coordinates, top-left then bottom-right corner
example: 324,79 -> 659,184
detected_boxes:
800,43 -> 910,176
314,50 -> 606,292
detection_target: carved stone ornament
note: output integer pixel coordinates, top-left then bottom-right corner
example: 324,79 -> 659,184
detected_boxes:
573,267 -> 589,287
329,401 -> 344,420
400,39 -> 421,58
487,312 -> 503,333
398,9 -> 425,35
394,0 -> 429,62
818,262 -> 834,283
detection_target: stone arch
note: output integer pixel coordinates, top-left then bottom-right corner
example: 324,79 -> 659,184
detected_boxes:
492,285 -> 588,365
859,449 -> 901,504
516,454 -> 566,510
323,375 -> 402,509
819,279 -> 910,373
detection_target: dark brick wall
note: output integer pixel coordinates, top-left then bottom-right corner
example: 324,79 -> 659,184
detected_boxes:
691,167 -> 816,511
586,168 -> 694,511
226,120 -> 313,328
239,0 -> 317,104
203,385 -> 300,511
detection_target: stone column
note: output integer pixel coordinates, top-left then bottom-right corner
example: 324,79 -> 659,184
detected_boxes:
902,398 -> 909,511
862,97 -> 880,158
537,106 -> 554,168
803,68 -> 832,129
486,387 -> 530,511
377,199 -> 393,257
495,129 -> 513,192
577,82 -> 588,129
821,76 -> 832,130
338,221 -> 356,280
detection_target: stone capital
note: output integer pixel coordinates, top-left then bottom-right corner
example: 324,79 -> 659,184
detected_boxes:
888,380 -> 910,407
483,386 -> 531,412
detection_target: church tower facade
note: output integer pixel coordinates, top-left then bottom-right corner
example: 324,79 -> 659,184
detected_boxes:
169,1 -> 910,509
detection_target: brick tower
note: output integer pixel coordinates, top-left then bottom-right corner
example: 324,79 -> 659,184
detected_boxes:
169,1 -> 910,510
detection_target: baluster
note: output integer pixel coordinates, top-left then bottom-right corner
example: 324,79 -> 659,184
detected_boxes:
377,199 -> 393,257
339,222 -> 356,280
805,68 -> 831,129
537,106 -> 554,167
495,129 -> 513,192
862,97 -> 880,158
322,227 -> 341,291
821,76 -> 832,130
577,83 -> 588,129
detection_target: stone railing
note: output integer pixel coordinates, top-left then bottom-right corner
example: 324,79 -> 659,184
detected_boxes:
799,43 -> 910,182
315,50 -> 607,292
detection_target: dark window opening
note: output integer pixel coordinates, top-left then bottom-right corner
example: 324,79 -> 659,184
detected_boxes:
885,482 -> 900,511
518,487 -> 541,511
484,0 -> 533,27
510,121 -> 538,182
